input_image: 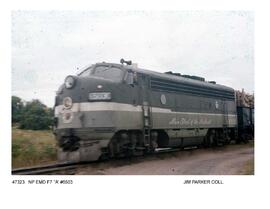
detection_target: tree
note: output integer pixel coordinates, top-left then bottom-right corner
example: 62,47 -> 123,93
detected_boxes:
11,96 -> 53,130
12,96 -> 24,123
19,99 -> 53,130
12,96 -> 54,130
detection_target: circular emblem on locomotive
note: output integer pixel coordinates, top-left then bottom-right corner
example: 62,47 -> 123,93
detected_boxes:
63,97 -> 73,109
161,94 -> 167,105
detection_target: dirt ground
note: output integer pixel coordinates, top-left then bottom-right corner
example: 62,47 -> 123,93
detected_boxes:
76,142 -> 254,175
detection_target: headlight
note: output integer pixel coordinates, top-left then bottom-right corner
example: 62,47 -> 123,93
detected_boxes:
63,97 -> 73,109
89,92 -> 111,101
65,75 -> 76,89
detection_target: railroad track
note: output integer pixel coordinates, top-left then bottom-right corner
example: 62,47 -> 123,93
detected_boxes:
12,162 -> 83,175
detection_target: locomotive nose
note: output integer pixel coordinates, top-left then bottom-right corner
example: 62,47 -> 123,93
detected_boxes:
55,76 -> 113,106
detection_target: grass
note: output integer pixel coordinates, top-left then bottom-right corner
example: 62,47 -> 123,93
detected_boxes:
12,127 -> 57,169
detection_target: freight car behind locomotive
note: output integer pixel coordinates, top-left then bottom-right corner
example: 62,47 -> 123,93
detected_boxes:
235,90 -> 254,142
53,60 -> 244,163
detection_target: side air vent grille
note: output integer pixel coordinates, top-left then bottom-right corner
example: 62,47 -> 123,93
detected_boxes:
150,77 -> 235,100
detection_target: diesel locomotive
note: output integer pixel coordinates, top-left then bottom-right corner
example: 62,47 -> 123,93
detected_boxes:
53,59 -> 254,162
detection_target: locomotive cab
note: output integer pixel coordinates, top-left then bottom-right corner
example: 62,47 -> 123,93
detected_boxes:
54,62 -> 140,162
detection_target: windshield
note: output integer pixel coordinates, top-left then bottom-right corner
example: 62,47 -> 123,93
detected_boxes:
93,66 -> 124,82
79,67 -> 93,77
79,65 -> 124,82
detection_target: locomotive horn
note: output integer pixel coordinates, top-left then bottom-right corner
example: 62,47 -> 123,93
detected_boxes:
120,58 -> 132,65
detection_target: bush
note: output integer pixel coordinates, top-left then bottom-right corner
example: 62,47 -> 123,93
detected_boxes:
12,96 -> 54,130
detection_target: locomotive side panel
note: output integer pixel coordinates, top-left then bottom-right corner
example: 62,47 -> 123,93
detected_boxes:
150,96 -> 237,129
147,76 -> 237,129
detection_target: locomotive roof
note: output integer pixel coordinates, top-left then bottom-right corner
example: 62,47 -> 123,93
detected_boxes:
96,62 -> 235,94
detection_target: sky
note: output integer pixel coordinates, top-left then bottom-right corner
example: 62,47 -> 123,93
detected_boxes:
12,11 -> 254,107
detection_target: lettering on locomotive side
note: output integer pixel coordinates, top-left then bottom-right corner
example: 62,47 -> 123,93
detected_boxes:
169,117 -> 212,126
